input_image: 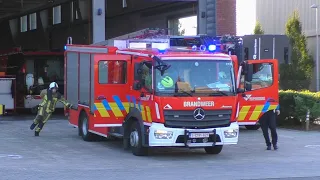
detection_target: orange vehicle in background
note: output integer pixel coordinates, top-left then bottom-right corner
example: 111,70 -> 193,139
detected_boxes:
64,35 -> 279,156
0,47 -> 64,114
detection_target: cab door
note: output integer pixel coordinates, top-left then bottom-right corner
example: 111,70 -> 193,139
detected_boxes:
92,54 -> 131,127
237,59 -> 279,126
129,60 -> 154,124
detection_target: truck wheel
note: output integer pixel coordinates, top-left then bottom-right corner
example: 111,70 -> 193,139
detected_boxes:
130,121 -> 148,156
245,125 -> 260,130
204,145 -> 223,154
79,113 -> 95,141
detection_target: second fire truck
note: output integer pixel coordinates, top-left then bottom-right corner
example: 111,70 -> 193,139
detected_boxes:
65,36 -> 279,156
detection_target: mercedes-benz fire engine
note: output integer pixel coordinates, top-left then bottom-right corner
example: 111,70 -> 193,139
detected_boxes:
65,34 -> 279,156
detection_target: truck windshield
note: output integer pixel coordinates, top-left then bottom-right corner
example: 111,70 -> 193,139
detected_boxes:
154,59 -> 235,96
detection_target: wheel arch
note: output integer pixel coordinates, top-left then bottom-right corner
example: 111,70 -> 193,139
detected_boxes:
123,107 -> 148,146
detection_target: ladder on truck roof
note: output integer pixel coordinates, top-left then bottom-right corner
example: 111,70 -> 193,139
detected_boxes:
92,28 -> 170,50
83,28 -> 242,55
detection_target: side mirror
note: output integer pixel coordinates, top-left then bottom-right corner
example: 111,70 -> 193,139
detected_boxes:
236,88 -> 245,93
133,81 -> 142,90
244,64 -> 253,82
245,83 -> 252,91
134,62 -> 144,81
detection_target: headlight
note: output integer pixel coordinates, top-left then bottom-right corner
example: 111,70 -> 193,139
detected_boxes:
224,129 -> 238,138
154,130 -> 173,139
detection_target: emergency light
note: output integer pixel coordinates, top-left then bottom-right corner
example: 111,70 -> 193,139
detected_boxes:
154,43 -> 168,51
208,45 -> 216,51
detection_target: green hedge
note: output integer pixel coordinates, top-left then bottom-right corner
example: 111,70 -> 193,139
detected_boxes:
278,90 -> 320,126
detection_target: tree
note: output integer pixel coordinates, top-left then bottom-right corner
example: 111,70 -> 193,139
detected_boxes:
178,21 -> 185,36
280,11 -> 314,90
253,21 -> 264,34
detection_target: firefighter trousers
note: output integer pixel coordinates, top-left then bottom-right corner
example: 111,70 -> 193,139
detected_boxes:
32,106 -> 52,133
259,110 -> 278,147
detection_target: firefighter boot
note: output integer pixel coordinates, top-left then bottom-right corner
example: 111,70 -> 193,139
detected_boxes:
34,131 -> 39,136
273,144 -> 278,150
266,146 -> 271,150
30,123 -> 37,130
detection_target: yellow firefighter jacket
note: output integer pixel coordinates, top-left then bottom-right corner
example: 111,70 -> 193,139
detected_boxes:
39,89 -> 70,113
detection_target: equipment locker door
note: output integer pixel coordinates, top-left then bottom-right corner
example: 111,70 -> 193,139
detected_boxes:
237,59 -> 279,126
93,54 -> 131,127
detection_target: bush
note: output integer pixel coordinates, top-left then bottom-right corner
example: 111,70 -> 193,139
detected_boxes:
278,90 -> 320,126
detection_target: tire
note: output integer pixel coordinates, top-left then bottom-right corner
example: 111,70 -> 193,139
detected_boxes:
245,125 -> 260,130
79,112 -> 95,141
204,145 -> 223,154
129,121 -> 148,156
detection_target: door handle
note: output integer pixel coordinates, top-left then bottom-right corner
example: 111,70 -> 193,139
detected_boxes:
96,96 -> 106,100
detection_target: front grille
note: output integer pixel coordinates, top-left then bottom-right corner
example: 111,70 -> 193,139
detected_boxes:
175,134 -> 221,143
164,109 -> 232,129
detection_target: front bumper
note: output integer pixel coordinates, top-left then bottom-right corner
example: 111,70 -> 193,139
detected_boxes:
148,122 -> 239,147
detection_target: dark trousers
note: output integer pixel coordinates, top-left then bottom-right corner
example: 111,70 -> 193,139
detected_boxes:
259,110 -> 278,146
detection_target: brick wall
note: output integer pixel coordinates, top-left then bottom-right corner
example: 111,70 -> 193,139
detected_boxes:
216,0 -> 236,35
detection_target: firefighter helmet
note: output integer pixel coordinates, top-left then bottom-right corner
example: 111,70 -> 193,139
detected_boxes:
161,76 -> 174,88
49,82 -> 59,89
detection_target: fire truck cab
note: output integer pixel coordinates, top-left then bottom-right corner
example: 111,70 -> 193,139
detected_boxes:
65,37 -> 279,156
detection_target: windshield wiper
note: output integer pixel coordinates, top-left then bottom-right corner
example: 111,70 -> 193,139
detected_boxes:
174,90 -> 193,97
208,91 -> 229,96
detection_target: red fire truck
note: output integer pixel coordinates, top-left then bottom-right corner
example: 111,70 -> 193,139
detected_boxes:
65,36 -> 279,156
0,48 -> 64,114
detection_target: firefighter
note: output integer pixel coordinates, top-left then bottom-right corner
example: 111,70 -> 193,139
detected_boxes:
259,109 -> 280,150
30,82 -> 72,136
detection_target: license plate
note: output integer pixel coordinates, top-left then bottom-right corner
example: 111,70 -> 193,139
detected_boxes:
189,133 -> 210,138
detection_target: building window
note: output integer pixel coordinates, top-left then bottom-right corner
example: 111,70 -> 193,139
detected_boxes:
98,61 -> 127,84
29,13 -> 37,30
20,15 -> 28,32
122,0 -> 127,8
71,1 -> 79,21
53,5 -> 61,24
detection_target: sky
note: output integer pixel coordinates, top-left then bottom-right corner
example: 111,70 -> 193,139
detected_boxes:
178,0 -> 256,36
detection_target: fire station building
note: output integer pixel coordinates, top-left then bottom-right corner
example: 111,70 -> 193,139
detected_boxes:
0,0 -> 236,51
0,0 -> 237,113
256,0 -> 320,90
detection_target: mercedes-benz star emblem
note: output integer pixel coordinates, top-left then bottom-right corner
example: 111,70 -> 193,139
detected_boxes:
193,108 -> 205,120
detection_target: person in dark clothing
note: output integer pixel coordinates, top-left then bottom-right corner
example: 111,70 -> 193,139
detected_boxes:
259,109 -> 280,150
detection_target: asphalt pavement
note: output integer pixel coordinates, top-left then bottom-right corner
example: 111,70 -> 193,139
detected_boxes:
0,116 -> 320,180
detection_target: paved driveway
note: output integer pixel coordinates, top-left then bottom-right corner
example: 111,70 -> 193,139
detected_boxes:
0,118 -> 319,180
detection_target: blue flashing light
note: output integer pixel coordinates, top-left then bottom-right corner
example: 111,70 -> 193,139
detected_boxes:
157,43 -> 167,51
64,45 -> 67,50
200,45 -> 206,51
156,43 -> 168,54
158,49 -> 166,54
208,44 -> 216,51
158,46 -> 166,51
